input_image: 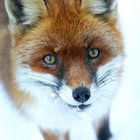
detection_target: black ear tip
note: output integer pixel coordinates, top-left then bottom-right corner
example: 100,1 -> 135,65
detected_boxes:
104,0 -> 116,9
105,0 -> 112,5
43,0 -> 48,8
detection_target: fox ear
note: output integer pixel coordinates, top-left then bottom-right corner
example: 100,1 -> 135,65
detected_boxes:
82,0 -> 117,21
5,0 -> 47,32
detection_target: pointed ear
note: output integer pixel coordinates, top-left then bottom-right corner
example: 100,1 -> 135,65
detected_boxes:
5,0 -> 47,33
82,0 -> 117,21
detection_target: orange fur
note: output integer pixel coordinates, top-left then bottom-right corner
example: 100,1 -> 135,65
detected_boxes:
42,131 -> 69,140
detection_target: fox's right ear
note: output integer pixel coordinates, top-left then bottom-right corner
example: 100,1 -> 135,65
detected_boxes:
81,0 -> 118,22
5,0 -> 47,33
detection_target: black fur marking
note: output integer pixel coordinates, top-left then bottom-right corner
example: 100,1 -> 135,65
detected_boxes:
43,0 -> 48,9
84,57 -> 98,86
55,81 -> 63,91
11,0 -> 25,23
56,70 -> 64,90
57,65 -> 64,81
104,0 -> 115,12
97,118 -> 112,140
93,72 -> 98,87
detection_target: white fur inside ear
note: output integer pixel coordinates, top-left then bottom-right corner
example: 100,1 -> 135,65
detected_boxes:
83,0 -> 117,15
22,0 -> 46,25
5,0 -> 17,24
88,0 -> 108,14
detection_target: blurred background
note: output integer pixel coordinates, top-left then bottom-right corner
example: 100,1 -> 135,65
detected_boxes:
0,0 -> 140,140
110,0 -> 140,139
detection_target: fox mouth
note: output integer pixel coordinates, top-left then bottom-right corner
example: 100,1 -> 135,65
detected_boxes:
55,90 -> 91,111
68,104 -> 91,111
56,93 -> 91,111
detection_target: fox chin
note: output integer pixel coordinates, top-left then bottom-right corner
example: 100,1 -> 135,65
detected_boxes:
0,0 -> 124,140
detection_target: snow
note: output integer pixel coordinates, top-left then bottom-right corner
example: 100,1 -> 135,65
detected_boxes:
0,0 -> 140,140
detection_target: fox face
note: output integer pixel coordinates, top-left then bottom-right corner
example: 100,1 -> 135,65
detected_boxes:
5,0 -> 123,131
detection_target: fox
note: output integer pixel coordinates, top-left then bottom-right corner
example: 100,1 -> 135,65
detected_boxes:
0,0 -> 124,140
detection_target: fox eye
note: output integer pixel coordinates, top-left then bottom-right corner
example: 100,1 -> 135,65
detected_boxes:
43,54 -> 57,65
87,48 -> 100,60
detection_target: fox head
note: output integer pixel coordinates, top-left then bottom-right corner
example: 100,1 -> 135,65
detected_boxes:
5,0 -> 123,128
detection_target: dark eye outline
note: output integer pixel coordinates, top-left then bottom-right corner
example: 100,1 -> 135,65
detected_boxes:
87,48 -> 100,60
43,54 -> 58,66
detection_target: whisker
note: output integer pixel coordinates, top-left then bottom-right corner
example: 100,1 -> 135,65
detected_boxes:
97,68 -> 120,87
97,73 -> 112,85
97,70 -> 112,83
98,78 -> 118,89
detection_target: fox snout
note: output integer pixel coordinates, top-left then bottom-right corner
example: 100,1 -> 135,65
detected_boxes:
63,61 -> 92,103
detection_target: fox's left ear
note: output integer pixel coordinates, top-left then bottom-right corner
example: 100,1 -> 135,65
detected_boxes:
82,0 -> 117,21
5,0 -> 47,33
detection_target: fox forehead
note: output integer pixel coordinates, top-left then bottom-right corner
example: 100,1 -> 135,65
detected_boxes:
10,0 -> 122,52
15,13 -> 120,53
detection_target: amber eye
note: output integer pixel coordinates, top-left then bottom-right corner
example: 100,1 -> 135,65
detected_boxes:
87,48 -> 100,59
43,54 -> 57,65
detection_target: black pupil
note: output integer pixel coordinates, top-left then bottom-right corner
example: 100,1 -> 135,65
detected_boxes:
48,56 -> 52,62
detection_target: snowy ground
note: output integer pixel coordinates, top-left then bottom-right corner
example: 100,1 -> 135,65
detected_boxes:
0,0 -> 140,140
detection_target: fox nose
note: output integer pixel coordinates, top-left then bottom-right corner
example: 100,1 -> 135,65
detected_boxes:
72,87 -> 90,103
